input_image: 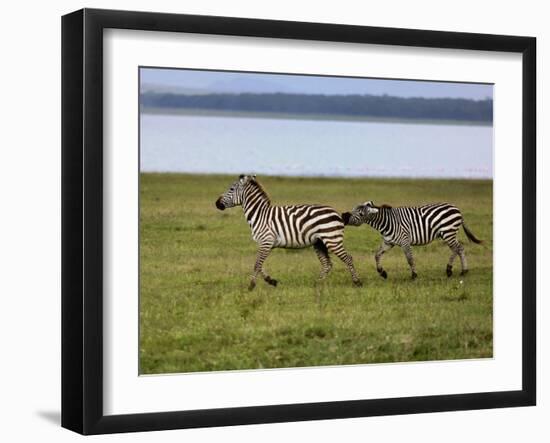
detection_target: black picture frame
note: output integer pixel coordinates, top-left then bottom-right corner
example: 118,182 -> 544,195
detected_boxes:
61,8 -> 536,435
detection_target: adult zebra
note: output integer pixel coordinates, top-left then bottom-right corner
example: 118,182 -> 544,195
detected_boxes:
342,201 -> 482,279
215,175 -> 362,290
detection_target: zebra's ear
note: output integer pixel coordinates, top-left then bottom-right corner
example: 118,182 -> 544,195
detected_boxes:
251,174 -> 257,181
362,202 -> 378,214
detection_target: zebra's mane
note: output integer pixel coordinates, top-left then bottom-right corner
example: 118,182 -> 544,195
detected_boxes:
249,179 -> 271,204
379,204 -> 393,209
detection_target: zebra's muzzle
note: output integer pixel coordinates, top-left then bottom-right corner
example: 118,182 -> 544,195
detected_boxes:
341,212 -> 351,225
215,197 -> 225,211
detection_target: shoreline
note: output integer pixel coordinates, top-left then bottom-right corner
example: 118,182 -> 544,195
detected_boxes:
139,172 -> 493,183
140,106 -> 492,127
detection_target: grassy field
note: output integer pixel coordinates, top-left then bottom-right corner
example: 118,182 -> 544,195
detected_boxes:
140,174 -> 493,374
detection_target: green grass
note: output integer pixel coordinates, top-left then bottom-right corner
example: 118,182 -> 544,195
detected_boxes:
140,173 -> 493,374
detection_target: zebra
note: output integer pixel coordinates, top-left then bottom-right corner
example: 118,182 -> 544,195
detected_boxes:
215,175 -> 362,290
342,201 -> 482,279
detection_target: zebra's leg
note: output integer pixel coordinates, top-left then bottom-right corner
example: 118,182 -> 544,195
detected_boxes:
401,243 -> 417,279
457,242 -> 468,276
444,235 -> 458,277
313,240 -> 332,280
443,233 -> 467,277
324,240 -> 362,287
375,241 -> 394,279
249,242 -> 275,290
446,247 -> 458,277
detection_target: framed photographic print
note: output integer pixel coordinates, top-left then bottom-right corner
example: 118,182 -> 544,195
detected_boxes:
61,8 -> 536,435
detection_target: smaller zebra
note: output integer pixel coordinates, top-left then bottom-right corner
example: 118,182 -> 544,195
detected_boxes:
342,201 -> 482,279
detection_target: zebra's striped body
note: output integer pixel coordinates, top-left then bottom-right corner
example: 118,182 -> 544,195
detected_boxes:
216,175 -> 361,289
342,201 -> 482,279
248,204 -> 343,248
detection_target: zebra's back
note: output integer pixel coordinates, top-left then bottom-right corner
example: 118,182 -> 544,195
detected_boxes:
268,204 -> 344,248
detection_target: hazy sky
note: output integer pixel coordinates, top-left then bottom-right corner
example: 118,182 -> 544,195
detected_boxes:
140,68 -> 493,100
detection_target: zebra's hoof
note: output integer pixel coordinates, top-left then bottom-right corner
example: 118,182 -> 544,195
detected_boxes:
379,270 -> 388,279
353,279 -> 363,287
446,266 -> 453,277
266,278 -> 278,287
411,272 -> 418,280
460,270 -> 469,276
248,281 -> 256,291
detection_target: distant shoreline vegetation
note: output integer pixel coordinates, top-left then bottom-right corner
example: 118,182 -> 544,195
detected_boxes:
140,92 -> 493,124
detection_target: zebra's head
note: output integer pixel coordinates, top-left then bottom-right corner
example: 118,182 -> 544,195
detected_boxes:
342,201 -> 379,226
215,174 -> 256,210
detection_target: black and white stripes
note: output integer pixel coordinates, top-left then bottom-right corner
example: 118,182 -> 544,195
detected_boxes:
215,175 -> 362,289
342,201 -> 482,279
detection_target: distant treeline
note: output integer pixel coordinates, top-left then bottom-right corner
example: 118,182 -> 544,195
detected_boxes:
141,92 -> 493,122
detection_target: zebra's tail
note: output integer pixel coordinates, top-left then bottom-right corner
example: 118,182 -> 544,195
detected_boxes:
463,222 -> 483,244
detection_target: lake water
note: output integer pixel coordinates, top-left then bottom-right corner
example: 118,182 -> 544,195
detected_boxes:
140,114 -> 493,179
